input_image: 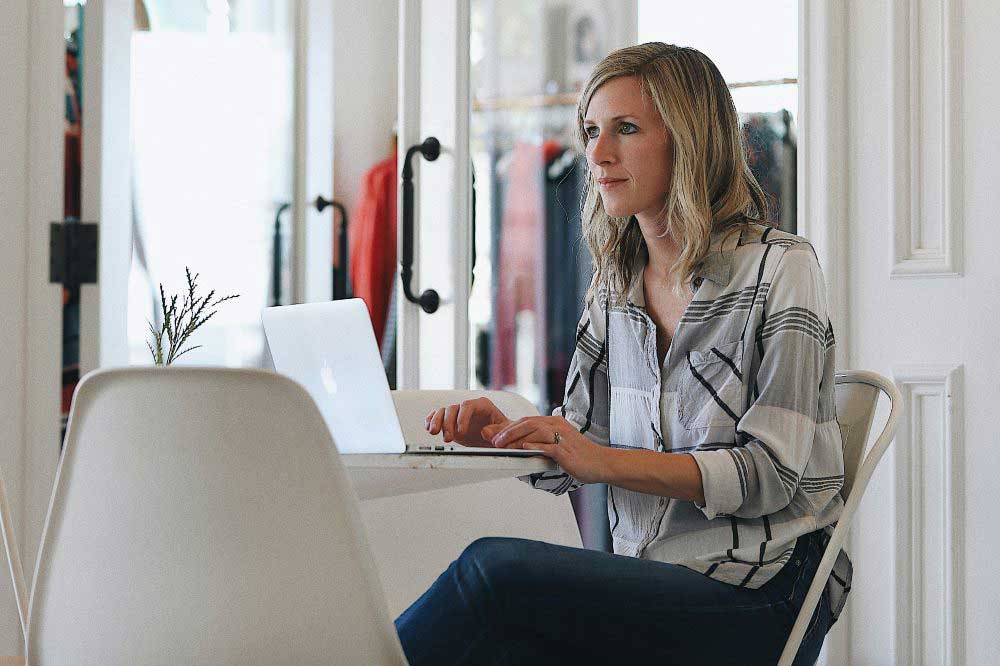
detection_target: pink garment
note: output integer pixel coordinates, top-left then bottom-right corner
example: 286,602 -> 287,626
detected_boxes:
491,141 -> 551,389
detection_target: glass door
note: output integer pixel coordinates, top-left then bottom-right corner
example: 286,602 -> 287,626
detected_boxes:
66,0 -> 333,378
395,0 -> 473,389
128,0 -> 298,368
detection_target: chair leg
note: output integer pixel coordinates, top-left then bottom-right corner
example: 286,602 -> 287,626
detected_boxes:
0,473 -> 28,645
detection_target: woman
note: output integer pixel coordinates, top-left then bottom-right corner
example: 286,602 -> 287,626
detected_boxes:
395,42 -> 850,665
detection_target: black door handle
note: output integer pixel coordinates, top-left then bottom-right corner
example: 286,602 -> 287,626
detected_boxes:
271,202 -> 292,306
400,137 -> 441,313
316,196 -> 350,300
471,163 -> 477,288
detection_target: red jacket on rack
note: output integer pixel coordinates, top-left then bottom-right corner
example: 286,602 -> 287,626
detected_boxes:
349,154 -> 398,351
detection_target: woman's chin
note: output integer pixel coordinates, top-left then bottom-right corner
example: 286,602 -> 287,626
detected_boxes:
603,204 -> 635,218
599,198 -> 626,217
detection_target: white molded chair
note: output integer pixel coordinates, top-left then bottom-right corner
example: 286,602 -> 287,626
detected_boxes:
26,367 -> 406,665
778,370 -> 904,665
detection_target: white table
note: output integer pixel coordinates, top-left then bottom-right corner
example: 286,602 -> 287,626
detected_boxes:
342,453 -> 558,500
343,453 -> 576,617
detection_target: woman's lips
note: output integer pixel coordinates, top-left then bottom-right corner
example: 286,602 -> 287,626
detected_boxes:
599,179 -> 627,189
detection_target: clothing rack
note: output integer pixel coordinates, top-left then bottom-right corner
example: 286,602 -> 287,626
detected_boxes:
473,102 -> 579,155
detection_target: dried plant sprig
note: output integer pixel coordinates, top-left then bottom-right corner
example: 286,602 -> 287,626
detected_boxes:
147,267 -> 240,365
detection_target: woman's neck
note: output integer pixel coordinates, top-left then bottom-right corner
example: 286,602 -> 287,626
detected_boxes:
634,215 -> 682,280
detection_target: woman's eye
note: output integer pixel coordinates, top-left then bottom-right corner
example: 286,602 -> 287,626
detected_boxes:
584,123 -> 636,139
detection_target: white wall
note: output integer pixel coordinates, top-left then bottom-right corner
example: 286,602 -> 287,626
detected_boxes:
0,0 -> 31,652
332,0 -> 398,225
0,1 -> 65,656
844,0 -> 998,663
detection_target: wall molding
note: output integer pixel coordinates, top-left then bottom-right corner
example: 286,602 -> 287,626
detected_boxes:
889,0 -> 963,278
892,363 -> 964,666
799,0 -> 850,376
396,0 -> 422,388
798,3 -> 850,663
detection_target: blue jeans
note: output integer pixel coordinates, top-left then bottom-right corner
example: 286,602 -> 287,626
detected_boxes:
394,529 -> 833,665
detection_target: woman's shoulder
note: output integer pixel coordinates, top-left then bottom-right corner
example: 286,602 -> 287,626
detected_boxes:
734,220 -> 812,250
731,221 -> 822,271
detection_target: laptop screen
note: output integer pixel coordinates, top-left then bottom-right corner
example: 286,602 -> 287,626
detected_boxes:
261,299 -> 407,454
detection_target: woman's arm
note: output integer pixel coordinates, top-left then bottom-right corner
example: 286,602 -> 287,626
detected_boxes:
494,418 -> 706,504
601,449 -> 705,505
687,242 -> 838,520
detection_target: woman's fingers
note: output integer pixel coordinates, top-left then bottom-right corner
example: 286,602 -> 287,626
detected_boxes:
492,420 -> 547,449
427,398 -> 509,444
480,423 -> 504,439
456,400 -> 479,438
442,404 -> 460,442
427,407 -> 445,435
489,416 -> 544,446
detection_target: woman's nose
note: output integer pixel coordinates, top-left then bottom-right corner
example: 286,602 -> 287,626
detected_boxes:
588,133 -> 616,166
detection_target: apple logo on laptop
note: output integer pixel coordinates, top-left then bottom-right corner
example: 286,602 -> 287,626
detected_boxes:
320,359 -> 339,395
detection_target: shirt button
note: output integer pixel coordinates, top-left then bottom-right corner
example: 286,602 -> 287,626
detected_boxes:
659,498 -> 666,506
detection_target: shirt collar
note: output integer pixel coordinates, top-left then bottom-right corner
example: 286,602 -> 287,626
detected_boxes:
625,223 -> 740,308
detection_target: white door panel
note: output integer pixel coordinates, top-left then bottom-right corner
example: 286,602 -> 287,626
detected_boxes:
398,0 -> 472,389
80,0 -> 133,373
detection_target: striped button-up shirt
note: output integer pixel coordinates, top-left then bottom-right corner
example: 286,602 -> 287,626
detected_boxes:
520,220 -> 852,623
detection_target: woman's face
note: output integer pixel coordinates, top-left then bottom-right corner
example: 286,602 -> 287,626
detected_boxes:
583,75 -> 674,222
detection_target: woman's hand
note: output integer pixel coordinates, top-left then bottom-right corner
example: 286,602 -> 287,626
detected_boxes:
425,397 -> 511,447
480,416 -> 610,485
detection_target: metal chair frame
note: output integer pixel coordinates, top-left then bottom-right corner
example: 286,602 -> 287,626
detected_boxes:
778,370 -> 904,665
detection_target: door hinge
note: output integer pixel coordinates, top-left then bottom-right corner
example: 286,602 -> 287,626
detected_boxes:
49,221 -> 98,286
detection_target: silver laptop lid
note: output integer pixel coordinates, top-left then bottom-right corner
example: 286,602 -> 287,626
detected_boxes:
261,299 -> 406,454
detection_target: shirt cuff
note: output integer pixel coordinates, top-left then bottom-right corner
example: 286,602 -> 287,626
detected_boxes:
687,449 -> 744,520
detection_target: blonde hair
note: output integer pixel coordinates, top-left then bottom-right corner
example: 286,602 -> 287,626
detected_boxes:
575,42 -> 774,304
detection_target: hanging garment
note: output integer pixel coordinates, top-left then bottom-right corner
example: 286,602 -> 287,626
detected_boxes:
543,144 -> 589,413
61,32 -> 84,441
490,141 -> 546,391
349,154 -> 398,351
743,113 -> 783,221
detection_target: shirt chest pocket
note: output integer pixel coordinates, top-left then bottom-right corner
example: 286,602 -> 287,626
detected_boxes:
677,339 -> 745,430
610,387 -> 657,450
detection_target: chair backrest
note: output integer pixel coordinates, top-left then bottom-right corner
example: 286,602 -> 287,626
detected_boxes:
27,367 -> 406,665
778,370 -> 904,665
833,375 -> 882,499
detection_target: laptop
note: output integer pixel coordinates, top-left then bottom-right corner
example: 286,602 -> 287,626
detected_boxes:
261,299 -> 544,457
